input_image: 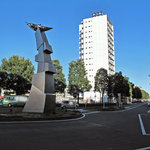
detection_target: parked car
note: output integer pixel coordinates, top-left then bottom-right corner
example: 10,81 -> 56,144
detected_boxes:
87,99 -> 95,104
147,101 -> 150,107
0,98 -> 3,106
2,95 -> 28,107
61,100 -> 79,109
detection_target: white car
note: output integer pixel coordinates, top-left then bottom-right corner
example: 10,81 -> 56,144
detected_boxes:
61,100 -> 79,109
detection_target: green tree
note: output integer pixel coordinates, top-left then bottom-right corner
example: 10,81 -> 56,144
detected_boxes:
0,55 -> 34,82
0,71 -> 8,89
128,81 -> 134,99
0,55 -> 34,94
108,75 -> 113,100
111,72 -> 124,98
141,89 -> 149,99
52,59 -> 66,93
68,59 -> 92,103
0,71 -> 31,95
123,76 -> 130,98
109,72 -> 130,100
132,86 -> 142,99
94,68 -> 108,104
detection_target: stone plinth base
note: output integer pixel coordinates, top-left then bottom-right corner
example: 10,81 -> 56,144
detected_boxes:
23,72 -> 56,113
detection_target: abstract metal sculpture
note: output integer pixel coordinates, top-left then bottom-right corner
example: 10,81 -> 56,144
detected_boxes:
23,23 -> 56,113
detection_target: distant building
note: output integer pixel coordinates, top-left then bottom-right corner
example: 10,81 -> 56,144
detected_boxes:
79,12 -> 115,101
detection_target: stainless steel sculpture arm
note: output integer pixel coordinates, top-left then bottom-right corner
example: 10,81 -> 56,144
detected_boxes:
27,22 -> 52,31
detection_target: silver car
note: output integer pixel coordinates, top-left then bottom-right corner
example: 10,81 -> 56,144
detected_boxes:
61,100 -> 79,109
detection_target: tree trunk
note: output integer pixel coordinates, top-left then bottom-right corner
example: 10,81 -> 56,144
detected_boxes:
77,93 -> 80,104
102,90 -> 105,109
101,89 -> 104,103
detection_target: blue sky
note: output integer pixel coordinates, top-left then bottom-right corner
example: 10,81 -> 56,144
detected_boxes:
0,0 -> 150,94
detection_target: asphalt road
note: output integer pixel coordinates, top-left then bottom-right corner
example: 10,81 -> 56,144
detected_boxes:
0,102 -> 150,150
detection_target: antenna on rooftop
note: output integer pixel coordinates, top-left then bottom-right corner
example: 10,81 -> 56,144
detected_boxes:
92,12 -> 103,17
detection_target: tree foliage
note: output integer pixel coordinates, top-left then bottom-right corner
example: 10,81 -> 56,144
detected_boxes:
108,72 -> 130,99
123,76 -> 130,98
0,55 -> 34,94
0,55 -> 34,82
0,71 -> 8,89
108,72 -> 149,101
141,89 -> 149,99
108,75 -> 113,98
94,68 -> 149,102
52,59 -> 66,93
132,86 -> 142,99
0,71 -> 31,95
128,81 -> 134,99
94,68 -> 108,102
68,59 -> 92,102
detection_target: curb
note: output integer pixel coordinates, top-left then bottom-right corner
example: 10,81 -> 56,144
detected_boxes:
0,114 -> 86,124
0,110 -> 101,124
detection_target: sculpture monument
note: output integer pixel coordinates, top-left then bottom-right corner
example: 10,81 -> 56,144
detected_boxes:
23,23 -> 56,113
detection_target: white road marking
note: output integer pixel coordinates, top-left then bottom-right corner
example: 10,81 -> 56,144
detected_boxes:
147,110 -> 150,113
138,114 -> 150,136
136,146 -> 150,150
84,111 -> 100,115
138,114 -> 146,135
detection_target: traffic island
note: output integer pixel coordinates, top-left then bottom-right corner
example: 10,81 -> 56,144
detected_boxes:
79,106 -> 125,112
0,108 -> 82,121
101,106 -> 125,111
79,103 -> 125,111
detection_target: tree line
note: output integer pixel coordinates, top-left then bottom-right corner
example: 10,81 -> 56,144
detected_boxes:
0,55 -> 149,101
0,55 -> 66,95
94,68 -> 149,102
68,61 -> 149,102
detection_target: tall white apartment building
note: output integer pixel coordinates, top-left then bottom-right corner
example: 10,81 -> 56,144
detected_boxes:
79,12 -> 115,101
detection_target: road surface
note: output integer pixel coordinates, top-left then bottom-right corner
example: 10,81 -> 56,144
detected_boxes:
0,102 -> 150,150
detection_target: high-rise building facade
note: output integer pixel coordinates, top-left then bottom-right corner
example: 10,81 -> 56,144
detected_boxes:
79,12 -> 115,101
